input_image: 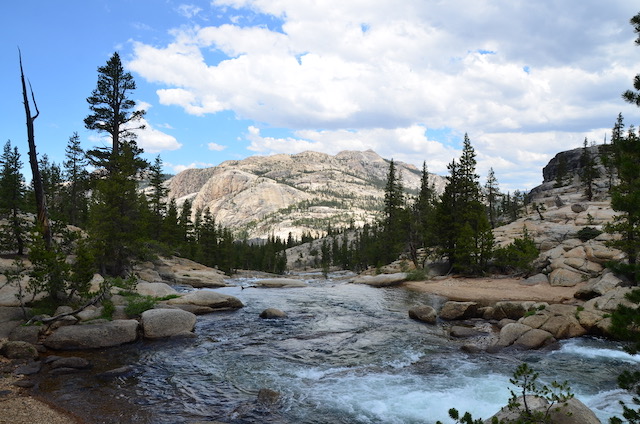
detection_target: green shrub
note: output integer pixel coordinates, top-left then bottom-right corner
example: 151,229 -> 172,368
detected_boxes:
492,231 -> 539,275
101,299 -> 115,319
576,226 -> 602,242
406,268 -> 428,281
124,295 -> 157,317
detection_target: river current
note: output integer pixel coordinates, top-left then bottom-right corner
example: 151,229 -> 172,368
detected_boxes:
36,273 -> 637,423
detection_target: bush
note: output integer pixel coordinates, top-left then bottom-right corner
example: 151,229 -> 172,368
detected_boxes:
124,295 -> 157,317
406,268 -> 428,281
492,231 -> 539,275
576,226 -> 602,242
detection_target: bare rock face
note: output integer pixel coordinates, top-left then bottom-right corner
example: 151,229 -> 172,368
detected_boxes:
166,150 -> 446,241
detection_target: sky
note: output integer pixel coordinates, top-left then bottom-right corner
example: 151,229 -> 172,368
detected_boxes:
2,1 -> 640,192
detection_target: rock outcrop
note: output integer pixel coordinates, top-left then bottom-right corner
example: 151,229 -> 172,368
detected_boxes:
166,150 -> 446,241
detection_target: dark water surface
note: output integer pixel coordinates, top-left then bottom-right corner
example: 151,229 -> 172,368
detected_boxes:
34,274 -> 637,423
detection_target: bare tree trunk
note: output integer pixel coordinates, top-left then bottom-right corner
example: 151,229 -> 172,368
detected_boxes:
19,50 -> 51,249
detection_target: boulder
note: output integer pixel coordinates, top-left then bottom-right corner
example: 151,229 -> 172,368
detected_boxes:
492,301 -> 536,320
259,308 -> 288,319
495,323 -> 532,348
584,287 -> 635,312
75,306 -> 104,321
8,325 -> 41,344
167,290 -> 244,310
253,278 -> 308,288
549,268 -> 584,287
575,272 -> 625,300
514,328 -> 556,349
352,273 -> 407,287
439,301 -> 479,320
408,305 -> 437,324
141,309 -> 197,339
522,273 -> 548,286
489,396 -> 600,424
571,203 -> 587,213
43,320 -> 139,350
136,281 -> 179,298
0,340 -> 38,360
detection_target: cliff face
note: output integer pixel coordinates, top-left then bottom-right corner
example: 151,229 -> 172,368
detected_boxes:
166,150 -> 446,240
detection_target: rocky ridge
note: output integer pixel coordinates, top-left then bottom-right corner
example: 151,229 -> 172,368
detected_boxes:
166,149 -> 446,240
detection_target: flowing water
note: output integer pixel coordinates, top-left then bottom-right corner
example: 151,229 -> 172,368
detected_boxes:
35,273 -> 638,423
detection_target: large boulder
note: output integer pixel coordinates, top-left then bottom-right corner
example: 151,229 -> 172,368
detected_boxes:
488,395 -> 600,424
0,340 -> 38,359
549,268 -> 584,287
491,301 -> 537,320
141,309 -> 197,339
575,272 -> 626,300
136,281 -> 179,298
352,273 -> 407,287
439,301 -> 479,320
408,305 -> 437,324
167,290 -> 244,310
43,320 -> 139,350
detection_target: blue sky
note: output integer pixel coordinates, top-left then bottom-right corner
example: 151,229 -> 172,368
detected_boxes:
2,1 -> 640,191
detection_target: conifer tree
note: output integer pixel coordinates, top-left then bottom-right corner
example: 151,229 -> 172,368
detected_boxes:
62,132 -> 89,227
382,159 -> 409,264
85,54 -> 148,276
84,52 -> 145,159
0,141 -> 27,255
579,138 -> 599,201
148,156 -> 168,240
484,167 -> 500,228
436,134 -> 493,274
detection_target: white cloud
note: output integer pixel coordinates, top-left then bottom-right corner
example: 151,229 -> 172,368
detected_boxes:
128,1 -> 640,187
168,161 -> 216,174
177,4 -> 202,18
207,142 -> 227,151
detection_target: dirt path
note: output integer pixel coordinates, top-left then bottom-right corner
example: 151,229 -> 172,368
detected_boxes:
402,276 -> 585,305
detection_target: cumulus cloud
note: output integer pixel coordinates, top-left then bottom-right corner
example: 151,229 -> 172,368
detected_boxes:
128,0 -> 640,188
207,142 -> 227,151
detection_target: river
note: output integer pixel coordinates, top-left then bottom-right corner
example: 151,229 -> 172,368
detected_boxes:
35,272 -> 637,423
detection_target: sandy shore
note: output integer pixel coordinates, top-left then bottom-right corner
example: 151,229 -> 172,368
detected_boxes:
0,356 -> 84,424
402,276 -> 585,305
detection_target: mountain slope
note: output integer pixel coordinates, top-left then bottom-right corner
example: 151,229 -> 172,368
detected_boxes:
167,150 -> 446,240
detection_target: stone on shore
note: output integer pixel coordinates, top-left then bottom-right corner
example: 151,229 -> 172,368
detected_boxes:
43,320 -> 139,350
167,290 -> 244,310
439,301 -> 479,320
352,273 -> 407,287
141,309 -> 197,339
408,305 -> 437,324
0,340 -> 39,360
136,282 -> 179,298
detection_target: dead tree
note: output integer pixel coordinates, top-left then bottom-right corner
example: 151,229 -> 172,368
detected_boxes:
19,50 -> 51,249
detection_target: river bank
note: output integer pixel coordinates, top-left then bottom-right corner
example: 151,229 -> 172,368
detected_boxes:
0,273 -> 628,423
402,276 -> 586,304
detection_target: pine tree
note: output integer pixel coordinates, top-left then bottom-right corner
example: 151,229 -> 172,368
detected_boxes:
579,138 -> 599,201
382,159 -> 409,264
606,120 -> 640,280
148,156 -> 168,240
435,134 -> 493,274
0,141 -> 27,255
485,167 -> 500,228
39,154 -> 63,221
62,132 -> 89,227
84,52 -> 145,159
85,54 -> 149,276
